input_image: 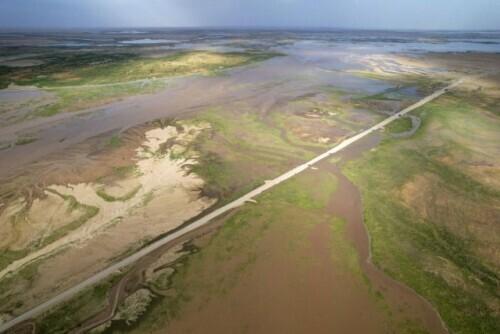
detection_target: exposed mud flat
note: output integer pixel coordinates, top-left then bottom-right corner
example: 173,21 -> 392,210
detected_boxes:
356,53 -> 437,76
0,46 -> 399,178
0,122 -> 216,315
0,85 -> 56,128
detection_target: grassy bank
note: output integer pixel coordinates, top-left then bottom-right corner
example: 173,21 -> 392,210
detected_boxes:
189,108 -> 314,202
35,273 -> 123,334
343,93 -> 500,333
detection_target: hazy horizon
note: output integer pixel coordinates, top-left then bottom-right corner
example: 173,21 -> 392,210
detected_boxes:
1,0 -> 500,31
1,26 -> 500,33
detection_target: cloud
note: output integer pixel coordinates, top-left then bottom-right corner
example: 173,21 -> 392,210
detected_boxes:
0,0 -> 499,30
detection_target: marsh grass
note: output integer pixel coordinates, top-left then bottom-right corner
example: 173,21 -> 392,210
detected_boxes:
36,273 -> 124,334
386,116 -> 413,134
15,136 -> 37,146
35,80 -> 165,117
189,108 -> 314,203
95,185 -> 142,203
344,94 -> 500,333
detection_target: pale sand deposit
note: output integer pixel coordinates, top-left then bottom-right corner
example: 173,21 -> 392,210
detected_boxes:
0,123 -> 216,281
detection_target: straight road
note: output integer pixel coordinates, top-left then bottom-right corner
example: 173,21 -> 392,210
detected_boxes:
0,78 -> 463,333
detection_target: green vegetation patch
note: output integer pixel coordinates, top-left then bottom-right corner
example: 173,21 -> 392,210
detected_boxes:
329,218 -> 364,276
0,257 -> 46,311
38,190 -> 100,248
112,165 -> 137,178
36,273 -> 123,334
261,170 -> 337,210
35,80 -> 165,117
190,109 -> 314,202
1,51 -> 278,89
108,134 -> 123,149
343,93 -> 500,333
386,116 -> 414,134
0,65 -> 15,89
2,50 -> 279,117
96,185 -> 142,202
353,71 -> 447,95
15,136 -> 37,146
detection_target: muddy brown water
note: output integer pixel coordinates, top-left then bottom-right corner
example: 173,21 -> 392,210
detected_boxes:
161,134 -> 447,334
157,144 -> 448,334
326,135 -> 448,334
163,208 -> 393,334
64,212 -> 238,334
77,134 -> 447,334
47,133 -> 450,334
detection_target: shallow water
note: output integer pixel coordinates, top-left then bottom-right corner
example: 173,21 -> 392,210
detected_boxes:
119,38 -> 173,45
6,28 -> 491,177
2,29 -> 499,52
0,37 -> 399,177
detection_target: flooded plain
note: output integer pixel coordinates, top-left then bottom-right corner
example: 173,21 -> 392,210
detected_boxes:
1,29 -> 499,333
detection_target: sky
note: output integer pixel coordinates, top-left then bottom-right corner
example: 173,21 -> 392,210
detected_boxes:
1,0 -> 500,30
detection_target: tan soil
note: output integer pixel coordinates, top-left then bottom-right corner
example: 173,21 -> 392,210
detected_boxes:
0,122 -> 216,315
0,192 -> 89,251
400,173 -> 500,273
